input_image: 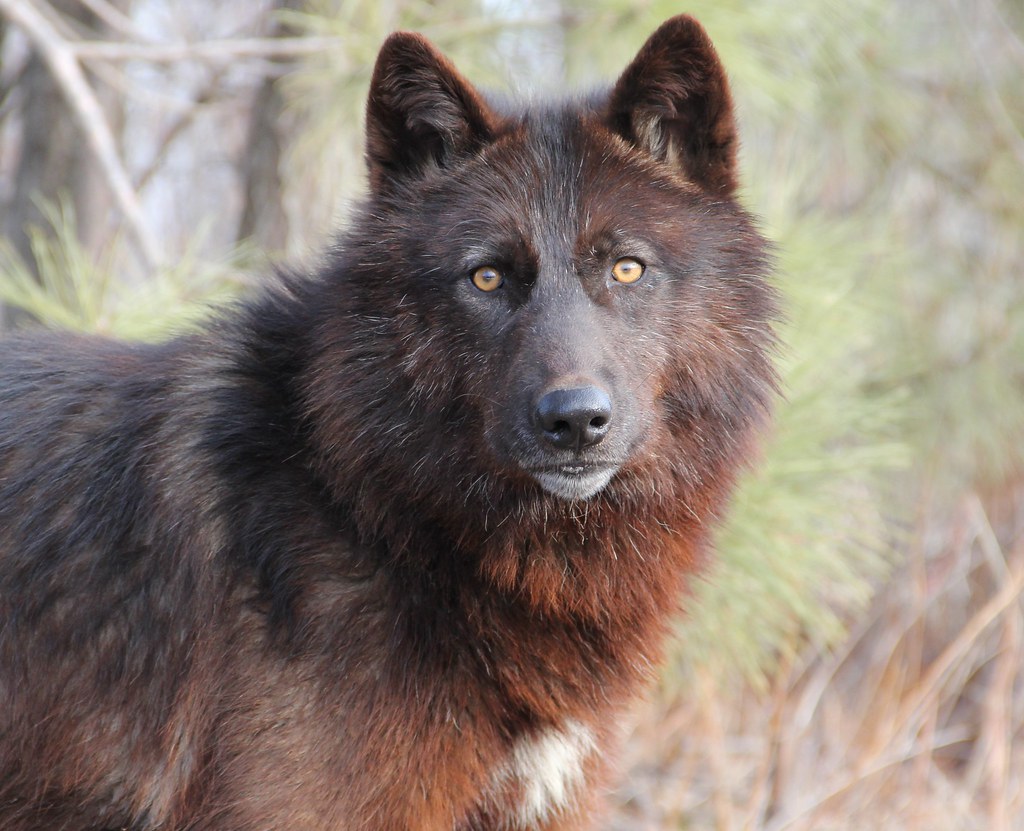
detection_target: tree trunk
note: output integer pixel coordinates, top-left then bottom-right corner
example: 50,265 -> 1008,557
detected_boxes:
236,0 -> 303,255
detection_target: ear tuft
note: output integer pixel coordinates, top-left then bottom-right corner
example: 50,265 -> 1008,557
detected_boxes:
606,16 -> 738,195
365,33 -> 495,192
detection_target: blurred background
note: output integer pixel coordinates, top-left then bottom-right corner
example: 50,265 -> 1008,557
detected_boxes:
1,0 -> 1022,827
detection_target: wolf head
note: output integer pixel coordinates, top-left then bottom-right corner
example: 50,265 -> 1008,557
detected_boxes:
304,17 -> 775,534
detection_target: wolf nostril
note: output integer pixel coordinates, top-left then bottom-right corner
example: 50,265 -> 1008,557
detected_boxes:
536,386 -> 613,451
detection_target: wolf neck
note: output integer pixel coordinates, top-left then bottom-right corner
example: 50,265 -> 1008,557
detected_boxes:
343,482 -> 704,717
346,457 -> 710,681
475,495 -> 705,620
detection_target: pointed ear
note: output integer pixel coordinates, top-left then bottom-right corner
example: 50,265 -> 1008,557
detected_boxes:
365,32 -> 495,191
605,16 -> 738,195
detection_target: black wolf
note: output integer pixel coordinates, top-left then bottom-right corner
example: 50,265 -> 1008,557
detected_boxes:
0,16 -> 775,830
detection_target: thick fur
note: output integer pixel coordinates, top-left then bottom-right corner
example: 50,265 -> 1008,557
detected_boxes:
0,16 -> 776,831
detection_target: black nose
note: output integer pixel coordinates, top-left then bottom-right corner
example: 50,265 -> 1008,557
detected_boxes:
535,386 -> 613,451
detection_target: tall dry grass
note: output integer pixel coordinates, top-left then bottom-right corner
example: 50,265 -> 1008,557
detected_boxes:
610,481 -> 1024,830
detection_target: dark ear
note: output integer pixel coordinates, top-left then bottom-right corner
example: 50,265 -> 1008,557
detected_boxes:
606,16 -> 738,195
365,32 -> 495,191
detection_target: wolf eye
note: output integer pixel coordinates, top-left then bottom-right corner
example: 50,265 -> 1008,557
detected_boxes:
471,266 -> 504,292
611,257 -> 645,284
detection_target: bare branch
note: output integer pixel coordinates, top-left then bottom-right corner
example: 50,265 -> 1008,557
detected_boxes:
70,35 -> 344,64
0,0 -> 162,269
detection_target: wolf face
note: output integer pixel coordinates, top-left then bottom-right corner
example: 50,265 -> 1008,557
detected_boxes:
318,18 -> 775,507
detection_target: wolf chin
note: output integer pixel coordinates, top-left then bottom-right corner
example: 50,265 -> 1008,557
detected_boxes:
0,15 -> 776,831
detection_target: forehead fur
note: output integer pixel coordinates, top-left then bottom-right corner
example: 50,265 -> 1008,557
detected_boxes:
413,106 -> 699,271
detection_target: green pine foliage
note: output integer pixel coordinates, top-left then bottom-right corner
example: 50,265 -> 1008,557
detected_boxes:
0,201 -> 249,339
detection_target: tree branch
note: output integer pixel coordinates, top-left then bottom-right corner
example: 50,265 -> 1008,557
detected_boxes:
69,35 -> 344,64
0,0 -> 162,269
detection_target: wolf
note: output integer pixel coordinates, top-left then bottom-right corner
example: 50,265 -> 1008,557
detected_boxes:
0,15 -> 776,831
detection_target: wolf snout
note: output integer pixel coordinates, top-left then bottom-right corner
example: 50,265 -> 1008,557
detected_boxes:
534,385 -> 613,452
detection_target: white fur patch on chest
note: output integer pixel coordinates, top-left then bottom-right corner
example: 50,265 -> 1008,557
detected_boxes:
491,720 -> 596,828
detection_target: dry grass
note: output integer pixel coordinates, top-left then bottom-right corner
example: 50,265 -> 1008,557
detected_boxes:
609,480 -> 1024,830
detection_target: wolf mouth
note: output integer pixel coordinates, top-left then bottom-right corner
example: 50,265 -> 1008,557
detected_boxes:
528,462 -> 620,501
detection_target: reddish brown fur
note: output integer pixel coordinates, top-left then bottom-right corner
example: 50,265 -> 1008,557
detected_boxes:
0,16 -> 775,830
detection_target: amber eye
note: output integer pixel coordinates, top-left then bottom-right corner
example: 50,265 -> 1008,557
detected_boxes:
611,257 -> 645,284
471,266 -> 504,292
